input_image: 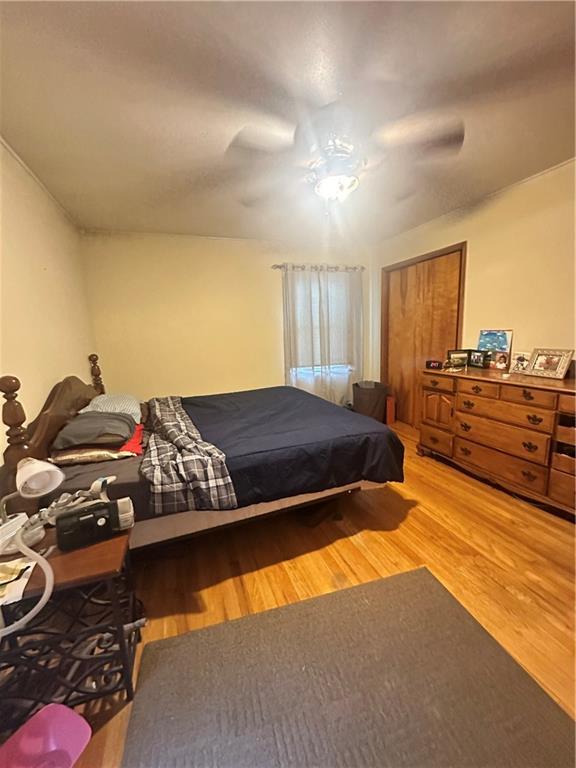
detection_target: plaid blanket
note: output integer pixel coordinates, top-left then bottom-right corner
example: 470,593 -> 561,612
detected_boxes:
141,397 -> 237,516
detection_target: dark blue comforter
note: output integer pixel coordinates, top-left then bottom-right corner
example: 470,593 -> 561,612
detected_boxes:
182,386 -> 404,507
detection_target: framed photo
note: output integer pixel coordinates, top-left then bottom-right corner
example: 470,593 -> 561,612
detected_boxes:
510,350 -> 531,374
468,350 -> 491,369
447,349 -> 471,368
477,329 -> 513,370
525,349 -> 574,380
492,351 -> 510,371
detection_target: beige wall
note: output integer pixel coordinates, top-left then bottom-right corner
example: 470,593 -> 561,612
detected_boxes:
2,135 -> 573,424
370,160 -> 575,375
82,233 -> 371,399
0,144 -> 95,444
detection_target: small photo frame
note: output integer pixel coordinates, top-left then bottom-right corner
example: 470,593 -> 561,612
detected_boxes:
510,350 -> 531,374
525,349 -> 574,380
468,350 -> 491,369
447,349 -> 471,368
492,351 -> 510,371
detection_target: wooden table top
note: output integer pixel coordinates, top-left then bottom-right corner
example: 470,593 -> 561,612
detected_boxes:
1,528 -> 130,599
422,367 -> 576,393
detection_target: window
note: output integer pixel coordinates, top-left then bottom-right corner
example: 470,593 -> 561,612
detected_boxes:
278,264 -> 364,404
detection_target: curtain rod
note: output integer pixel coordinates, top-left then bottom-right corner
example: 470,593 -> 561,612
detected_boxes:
271,263 -> 365,272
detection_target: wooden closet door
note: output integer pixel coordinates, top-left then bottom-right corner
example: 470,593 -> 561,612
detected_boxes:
381,247 -> 464,426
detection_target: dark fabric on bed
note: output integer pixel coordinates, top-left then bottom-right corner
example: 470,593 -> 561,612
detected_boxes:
52,411 -> 136,449
58,456 -> 149,518
181,386 -> 404,508
59,386 -> 403,522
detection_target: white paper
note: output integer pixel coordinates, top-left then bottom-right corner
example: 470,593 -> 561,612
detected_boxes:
0,557 -> 36,606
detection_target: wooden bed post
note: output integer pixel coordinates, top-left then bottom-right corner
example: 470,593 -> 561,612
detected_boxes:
0,375 -> 31,472
88,354 -> 105,394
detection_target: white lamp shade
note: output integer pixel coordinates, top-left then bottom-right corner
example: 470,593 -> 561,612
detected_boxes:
16,458 -> 65,498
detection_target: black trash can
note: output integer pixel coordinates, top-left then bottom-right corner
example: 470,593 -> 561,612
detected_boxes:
352,381 -> 389,422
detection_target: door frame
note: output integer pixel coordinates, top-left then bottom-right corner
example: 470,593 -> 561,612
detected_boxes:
380,241 -> 467,384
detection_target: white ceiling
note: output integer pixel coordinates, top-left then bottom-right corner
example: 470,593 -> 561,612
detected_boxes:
1,2 -> 574,244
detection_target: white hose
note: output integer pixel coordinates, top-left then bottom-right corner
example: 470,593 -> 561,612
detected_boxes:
0,527 -> 54,639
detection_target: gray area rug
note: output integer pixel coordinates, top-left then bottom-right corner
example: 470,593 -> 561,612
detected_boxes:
122,568 -> 574,767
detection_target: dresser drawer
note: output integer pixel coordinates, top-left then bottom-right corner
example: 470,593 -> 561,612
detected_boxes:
500,384 -> 557,410
556,425 -> 576,446
422,374 -> 454,393
454,413 -> 550,465
455,394 -> 554,433
558,394 -> 575,414
457,379 -> 499,399
551,452 -> 576,476
548,469 -> 575,508
420,425 -> 453,456
454,438 -> 548,496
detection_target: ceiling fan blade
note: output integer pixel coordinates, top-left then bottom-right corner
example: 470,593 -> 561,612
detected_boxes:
239,190 -> 283,208
185,163 -> 257,195
226,124 -> 313,169
374,113 -> 465,156
149,165 -> 246,208
239,169 -> 311,208
228,122 -> 296,154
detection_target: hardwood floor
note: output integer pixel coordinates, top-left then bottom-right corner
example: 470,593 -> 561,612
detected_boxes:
78,422 -> 574,767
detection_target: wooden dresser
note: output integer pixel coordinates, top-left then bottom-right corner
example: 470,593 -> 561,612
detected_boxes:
418,369 -> 575,516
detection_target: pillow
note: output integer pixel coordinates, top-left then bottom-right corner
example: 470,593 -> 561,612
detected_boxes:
51,447 -> 137,466
52,412 -> 136,451
119,423 -> 144,456
80,394 -> 142,424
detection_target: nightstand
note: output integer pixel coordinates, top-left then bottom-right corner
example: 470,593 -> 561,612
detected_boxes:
0,529 -> 144,736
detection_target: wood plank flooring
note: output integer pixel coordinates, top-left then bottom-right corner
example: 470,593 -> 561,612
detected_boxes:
78,423 -> 574,767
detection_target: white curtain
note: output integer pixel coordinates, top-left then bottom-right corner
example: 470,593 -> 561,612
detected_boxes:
278,263 -> 364,405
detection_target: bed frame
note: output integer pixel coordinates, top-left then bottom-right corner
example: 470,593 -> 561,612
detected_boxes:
0,355 -> 373,549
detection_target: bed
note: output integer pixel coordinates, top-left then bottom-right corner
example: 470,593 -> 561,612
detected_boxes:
0,355 -> 404,549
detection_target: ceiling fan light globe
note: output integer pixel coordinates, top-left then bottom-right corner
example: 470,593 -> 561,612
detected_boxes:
314,174 -> 359,203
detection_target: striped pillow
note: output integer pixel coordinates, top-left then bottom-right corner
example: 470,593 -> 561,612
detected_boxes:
81,394 -> 141,424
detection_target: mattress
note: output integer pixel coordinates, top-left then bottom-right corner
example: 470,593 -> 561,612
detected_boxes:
60,386 -> 404,521
59,455 -> 148,518
182,386 -> 404,507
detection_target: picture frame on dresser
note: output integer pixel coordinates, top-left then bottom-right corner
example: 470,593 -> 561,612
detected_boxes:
510,350 -> 531,373
446,349 -> 471,368
524,349 -> 574,380
477,329 -> 513,370
446,349 -> 491,369
468,350 -> 491,369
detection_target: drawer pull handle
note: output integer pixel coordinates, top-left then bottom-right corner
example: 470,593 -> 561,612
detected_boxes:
459,446 -> 471,456
460,422 -> 471,432
472,385 -> 482,394
521,469 -> 537,482
526,414 -> 543,425
522,389 -> 534,401
429,436 -> 439,445
430,379 -> 439,387
462,399 -> 475,409
522,441 -> 538,453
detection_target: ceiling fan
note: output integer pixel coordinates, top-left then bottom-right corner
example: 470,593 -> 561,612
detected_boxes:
207,100 -> 465,207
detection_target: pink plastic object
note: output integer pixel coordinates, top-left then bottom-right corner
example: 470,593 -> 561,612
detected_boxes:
0,704 -> 92,768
